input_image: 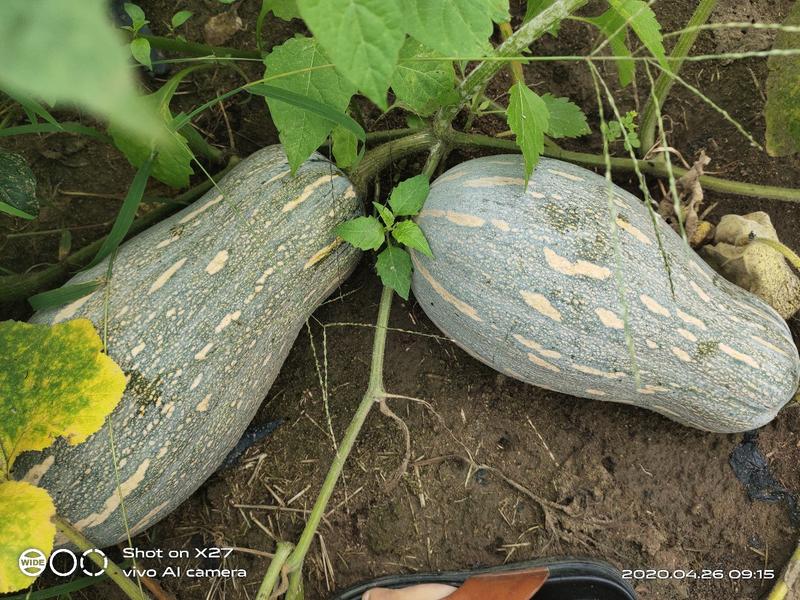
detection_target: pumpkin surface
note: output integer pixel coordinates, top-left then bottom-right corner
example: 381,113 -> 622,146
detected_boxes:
411,155 -> 800,433
15,145 -> 362,547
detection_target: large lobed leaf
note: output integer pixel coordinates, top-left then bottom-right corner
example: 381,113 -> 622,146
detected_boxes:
263,37 -> 356,172
108,71 -> 196,188
391,39 -> 458,117
0,0 -> 163,142
0,319 -> 126,476
0,480 -> 56,593
403,0 -> 495,57
297,0 -> 405,109
766,1 -> 800,157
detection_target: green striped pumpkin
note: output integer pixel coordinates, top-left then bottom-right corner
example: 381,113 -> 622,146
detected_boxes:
411,155 -> 800,433
14,145 -> 362,547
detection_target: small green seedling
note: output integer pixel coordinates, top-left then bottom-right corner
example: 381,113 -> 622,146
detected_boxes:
121,3 -> 152,70
336,175 -> 432,300
168,10 -> 194,34
605,110 -> 641,152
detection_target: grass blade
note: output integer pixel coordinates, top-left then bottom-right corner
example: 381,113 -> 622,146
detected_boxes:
0,122 -> 111,144
83,156 -> 154,270
248,83 -> 366,141
0,200 -> 35,220
28,279 -> 104,311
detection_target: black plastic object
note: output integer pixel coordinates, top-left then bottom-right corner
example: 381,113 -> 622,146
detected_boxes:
218,419 -> 282,470
330,559 -> 636,600
730,431 -> 800,525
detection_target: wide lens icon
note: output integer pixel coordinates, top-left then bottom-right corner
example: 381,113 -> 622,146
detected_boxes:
18,548 -> 47,577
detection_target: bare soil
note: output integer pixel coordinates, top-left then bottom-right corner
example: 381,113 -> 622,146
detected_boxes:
3,1 -> 800,599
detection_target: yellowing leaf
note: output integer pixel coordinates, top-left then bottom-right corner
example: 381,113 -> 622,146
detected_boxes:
0,319 -> 126,475
0,480 -> 56,593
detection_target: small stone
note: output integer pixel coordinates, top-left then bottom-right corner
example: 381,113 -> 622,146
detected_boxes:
203,11 -> 243,46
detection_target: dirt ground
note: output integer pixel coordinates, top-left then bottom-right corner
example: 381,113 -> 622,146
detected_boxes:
3,1 -> 800,599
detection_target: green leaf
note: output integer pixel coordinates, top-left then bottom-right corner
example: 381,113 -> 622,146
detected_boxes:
0,319 -> 126,476
489,0 -> 510,23
28,281 -> 105,311
261,0 -> 300,20
109,68 -> 198,188
262,37 -> 357,171
388,174 -> 429,216
0,481 -> 56,593
607,0 -> 666,67
0,0 -> 164,142
0,150 -> 37,219
171,10 -> 193,28
332,124 -> 360,168
84,157 -> 153,270
249,84 -> 365,142
403,0 -> 494,57
296,0 -> 404,109
335,216 -> 385,250
507,81 -> 549,181
586,8 -> 634,87
766,1 -> 800,157
376,246 -> 412,300
130,38 -> 152,70
373,202 -> 395,228
541,94 -> 590,138
123,3 -> 147,29
391,39 -> 458,117
392,220 -> 432,257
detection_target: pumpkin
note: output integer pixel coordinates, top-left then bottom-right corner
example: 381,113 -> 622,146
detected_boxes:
14,145 -> 362,547
411,155 -> 800,433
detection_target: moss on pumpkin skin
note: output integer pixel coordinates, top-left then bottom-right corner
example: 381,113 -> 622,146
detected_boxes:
697,341 -> 719,358
125,370 -> 164,410
542,202 -> 583,233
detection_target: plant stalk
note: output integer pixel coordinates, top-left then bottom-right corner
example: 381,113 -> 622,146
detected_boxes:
639,0 -> 719,153
54,516 -> 149,600
255,541 -> 293,600
444,130 -> 800,203
283,285 -> 393,575
437,0 -> 587,125
139,34 -> 260,60
349,130 -> 436,197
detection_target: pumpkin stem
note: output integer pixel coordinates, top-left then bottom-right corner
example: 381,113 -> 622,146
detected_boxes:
350,130 -> 437,198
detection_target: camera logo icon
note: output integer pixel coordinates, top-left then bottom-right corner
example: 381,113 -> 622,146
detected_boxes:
18,548 -> 47,577
17,547 -> 108,577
